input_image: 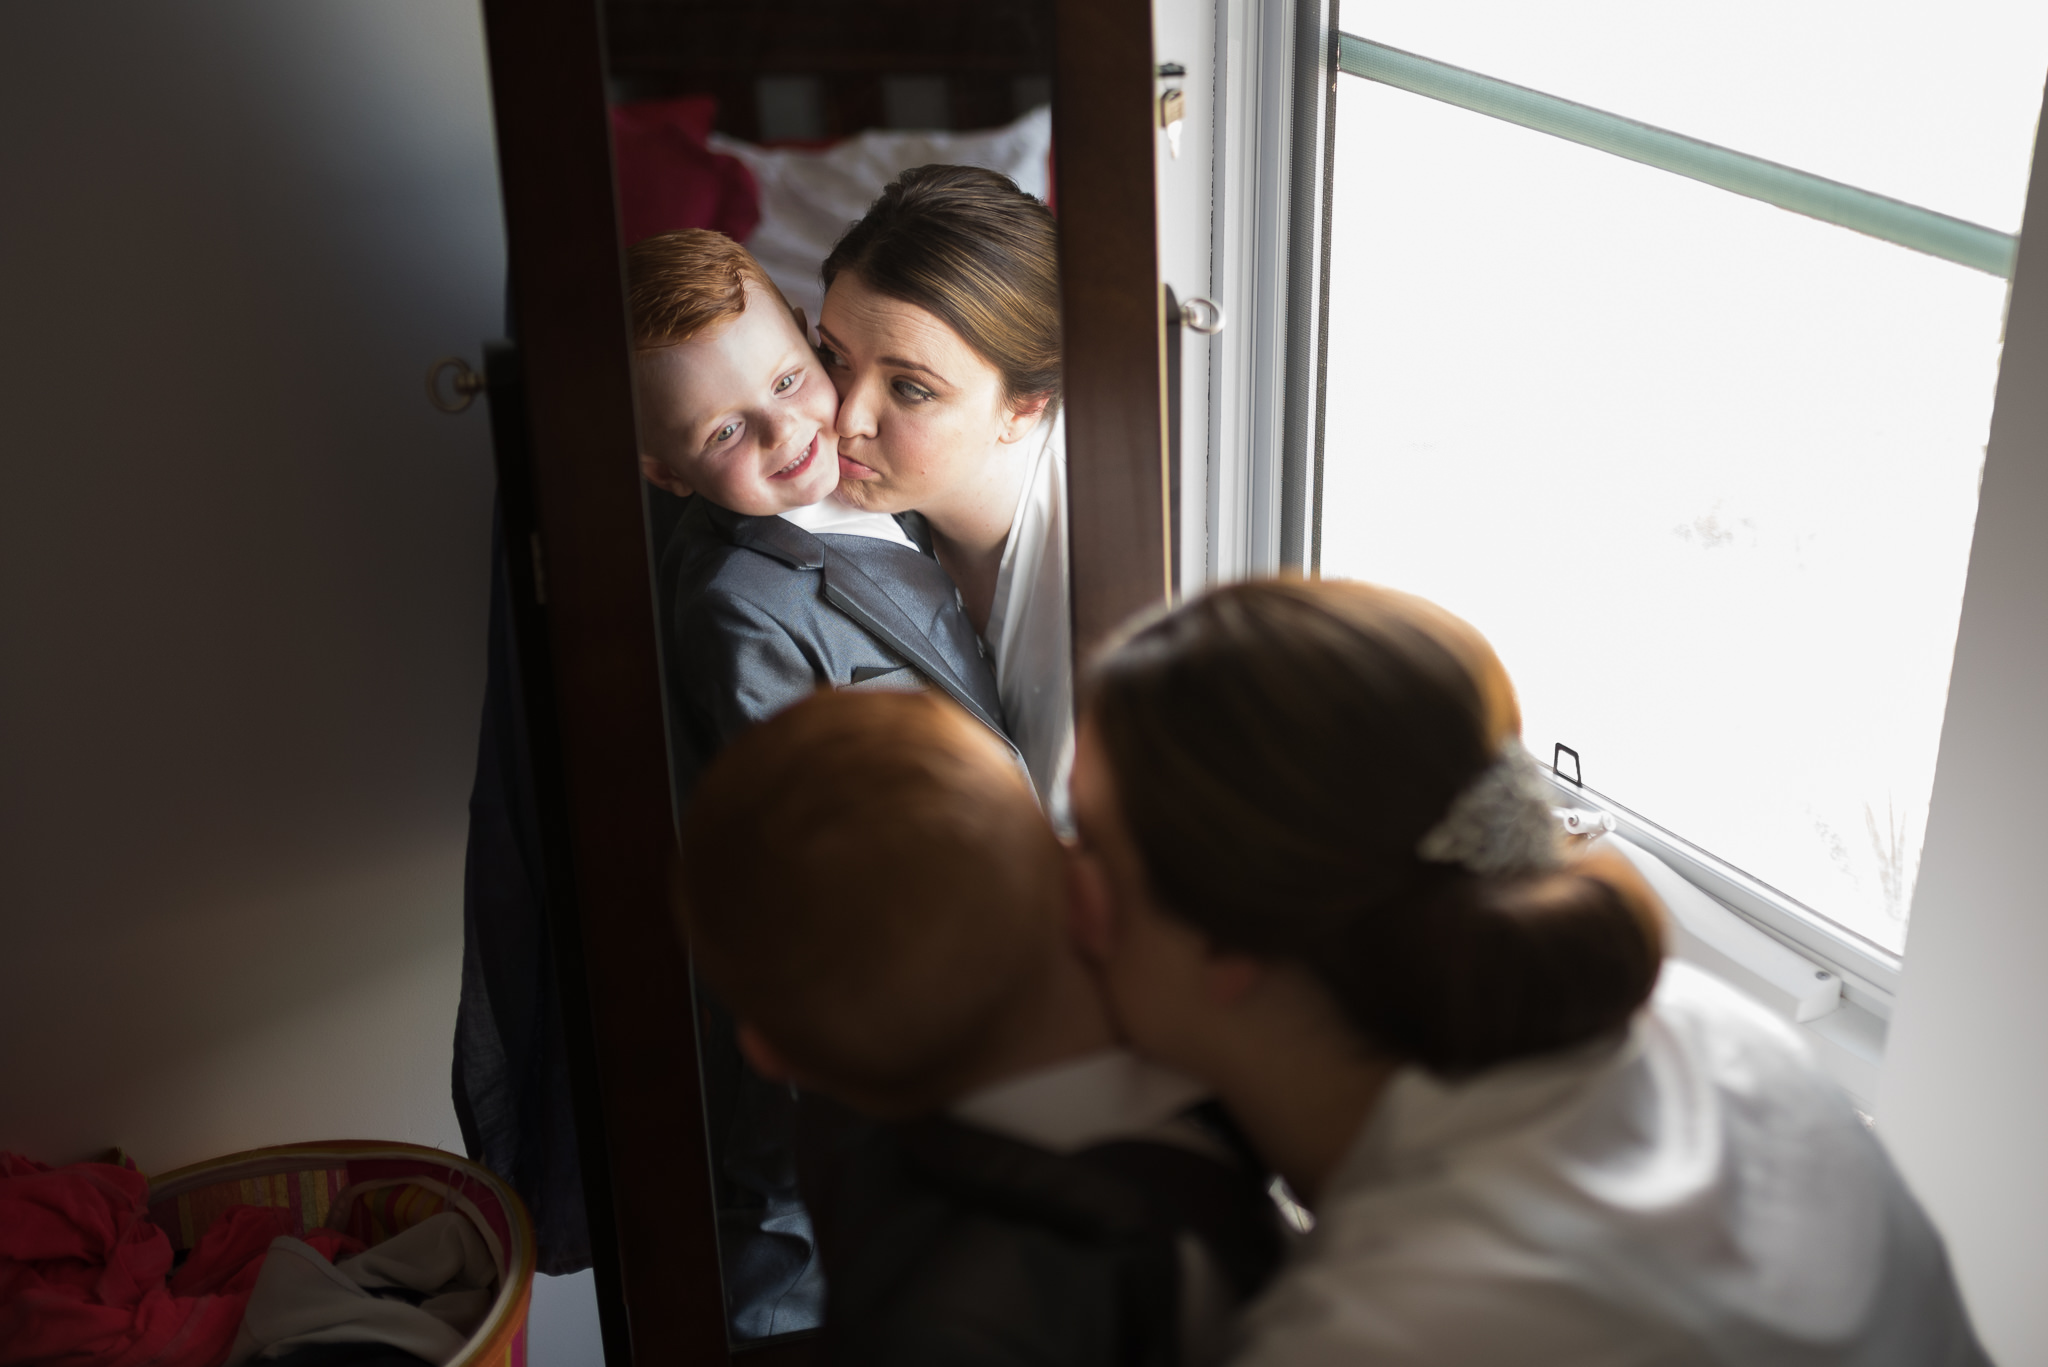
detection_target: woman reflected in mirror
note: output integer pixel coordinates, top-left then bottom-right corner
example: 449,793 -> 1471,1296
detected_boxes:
815,166 -> 1074,823
624,165 -> 1071,1339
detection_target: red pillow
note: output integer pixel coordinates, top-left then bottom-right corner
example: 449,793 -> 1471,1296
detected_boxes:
610,95 -> 761,246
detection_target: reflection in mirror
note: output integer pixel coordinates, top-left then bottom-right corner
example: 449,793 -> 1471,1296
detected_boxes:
603,0 -> 1065,1345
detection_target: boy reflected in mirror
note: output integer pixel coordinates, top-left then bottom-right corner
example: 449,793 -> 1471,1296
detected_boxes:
628,229 -> 1011,797
629,229 -> 1016,1339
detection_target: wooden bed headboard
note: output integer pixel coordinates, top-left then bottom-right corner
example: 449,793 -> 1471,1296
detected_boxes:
604,0 -> 1055,140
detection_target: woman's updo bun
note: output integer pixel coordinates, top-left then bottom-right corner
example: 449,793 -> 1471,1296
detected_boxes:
1083,579 -> 1667,1076
1324,855 -> 1665,1073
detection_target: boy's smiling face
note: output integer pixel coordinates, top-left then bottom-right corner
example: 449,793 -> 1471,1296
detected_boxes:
635,281 -> 841,515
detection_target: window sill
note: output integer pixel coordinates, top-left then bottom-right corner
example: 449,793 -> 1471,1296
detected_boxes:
1537,773 -> 1892,1109
1539,772 -> 1900,1015
1593,829 -> 1888,1110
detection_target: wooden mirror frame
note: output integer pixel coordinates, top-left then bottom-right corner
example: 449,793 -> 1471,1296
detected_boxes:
477,0 -> 1172,1359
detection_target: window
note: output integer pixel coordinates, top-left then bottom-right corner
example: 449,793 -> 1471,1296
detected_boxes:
1313,2 -> 2048,964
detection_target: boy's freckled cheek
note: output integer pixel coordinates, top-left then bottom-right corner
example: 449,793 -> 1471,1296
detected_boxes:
809,386 -> 839,432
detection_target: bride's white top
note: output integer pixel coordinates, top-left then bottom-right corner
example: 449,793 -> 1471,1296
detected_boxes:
1231,961 -> 1987,1367
777,495 -> 918,551
984,413 -> 1072,827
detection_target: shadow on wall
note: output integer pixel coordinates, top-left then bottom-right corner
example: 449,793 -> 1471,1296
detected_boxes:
0,0 -> 507,1170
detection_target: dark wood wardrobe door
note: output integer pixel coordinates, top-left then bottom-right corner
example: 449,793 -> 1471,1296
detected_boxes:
1056,0 -> 1175,653
474,0 -> 1174,1359
477,2 -> 725,1363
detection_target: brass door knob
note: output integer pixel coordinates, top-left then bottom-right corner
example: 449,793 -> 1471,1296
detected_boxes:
426,356 -> 485,413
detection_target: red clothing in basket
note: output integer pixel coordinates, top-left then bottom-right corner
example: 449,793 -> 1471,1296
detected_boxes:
0,1153 -> 359,1367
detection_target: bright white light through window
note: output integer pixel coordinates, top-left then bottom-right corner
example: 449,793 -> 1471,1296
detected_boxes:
1318,6 -> 2047,954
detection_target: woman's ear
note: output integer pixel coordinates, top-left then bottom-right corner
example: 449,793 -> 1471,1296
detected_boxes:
998,391 -> 1052,445
1065,844 -> 1117,961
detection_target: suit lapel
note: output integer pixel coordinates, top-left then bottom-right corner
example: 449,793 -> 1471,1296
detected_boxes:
711,502 -> 1013,747
817,547 -> 1010,742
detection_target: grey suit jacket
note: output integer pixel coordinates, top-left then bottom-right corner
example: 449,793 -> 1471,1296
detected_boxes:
657,496 -> 1012,799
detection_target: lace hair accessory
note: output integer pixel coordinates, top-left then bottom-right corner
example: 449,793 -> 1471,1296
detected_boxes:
1416,739 -> 1564,878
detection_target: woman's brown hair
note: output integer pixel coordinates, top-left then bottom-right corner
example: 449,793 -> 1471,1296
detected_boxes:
1084,579 -> 1666,1076
822,164 -> 1062,418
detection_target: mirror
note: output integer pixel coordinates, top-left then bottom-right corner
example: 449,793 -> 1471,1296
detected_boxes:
468,0 -> 1172,1356
602,0 -> 1069,1349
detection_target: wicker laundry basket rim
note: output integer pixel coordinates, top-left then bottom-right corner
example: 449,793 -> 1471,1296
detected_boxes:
147,1139 -> 535,1367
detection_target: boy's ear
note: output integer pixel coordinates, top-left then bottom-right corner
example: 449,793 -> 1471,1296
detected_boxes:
736,1023 -> 794,1082
640,452 -> 694,499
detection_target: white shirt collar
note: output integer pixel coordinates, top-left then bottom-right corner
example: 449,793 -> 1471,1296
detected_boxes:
951,1047 -> 1210,1155
777,495 -> 918,551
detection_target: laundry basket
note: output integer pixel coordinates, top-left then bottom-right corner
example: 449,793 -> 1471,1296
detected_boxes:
146,1140 -> 536,1367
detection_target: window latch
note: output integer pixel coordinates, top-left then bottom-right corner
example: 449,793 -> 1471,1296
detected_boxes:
1554,742 -> 1583,786
1157,63 -> 1187,159
1554,807 -> 1616,836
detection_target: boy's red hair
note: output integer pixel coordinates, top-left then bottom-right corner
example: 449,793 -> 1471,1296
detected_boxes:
626,228 -> 791,350
677,691 -> 1061,1116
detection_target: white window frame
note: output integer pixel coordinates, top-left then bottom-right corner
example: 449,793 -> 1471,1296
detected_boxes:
1538,770 -> 1901,1017
1200,0 -> 2029,1082
1203,0 -> 1332,585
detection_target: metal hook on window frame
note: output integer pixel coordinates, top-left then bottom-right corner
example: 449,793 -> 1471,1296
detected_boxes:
1177,296 -> 1226,334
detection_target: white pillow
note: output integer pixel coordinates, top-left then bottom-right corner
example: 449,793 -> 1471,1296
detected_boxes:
709,105 -> 1054,327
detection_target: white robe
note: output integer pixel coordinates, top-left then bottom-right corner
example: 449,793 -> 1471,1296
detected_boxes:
1231,962 -> 1989,1367
984,414 -> 1073,828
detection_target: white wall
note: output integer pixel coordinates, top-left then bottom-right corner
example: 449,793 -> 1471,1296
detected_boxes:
0,1 -> 505,1173
1878,87 -> 2048,1365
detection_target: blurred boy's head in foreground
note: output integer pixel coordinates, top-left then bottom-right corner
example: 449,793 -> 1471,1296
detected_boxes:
677,690 -> 1067,1118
